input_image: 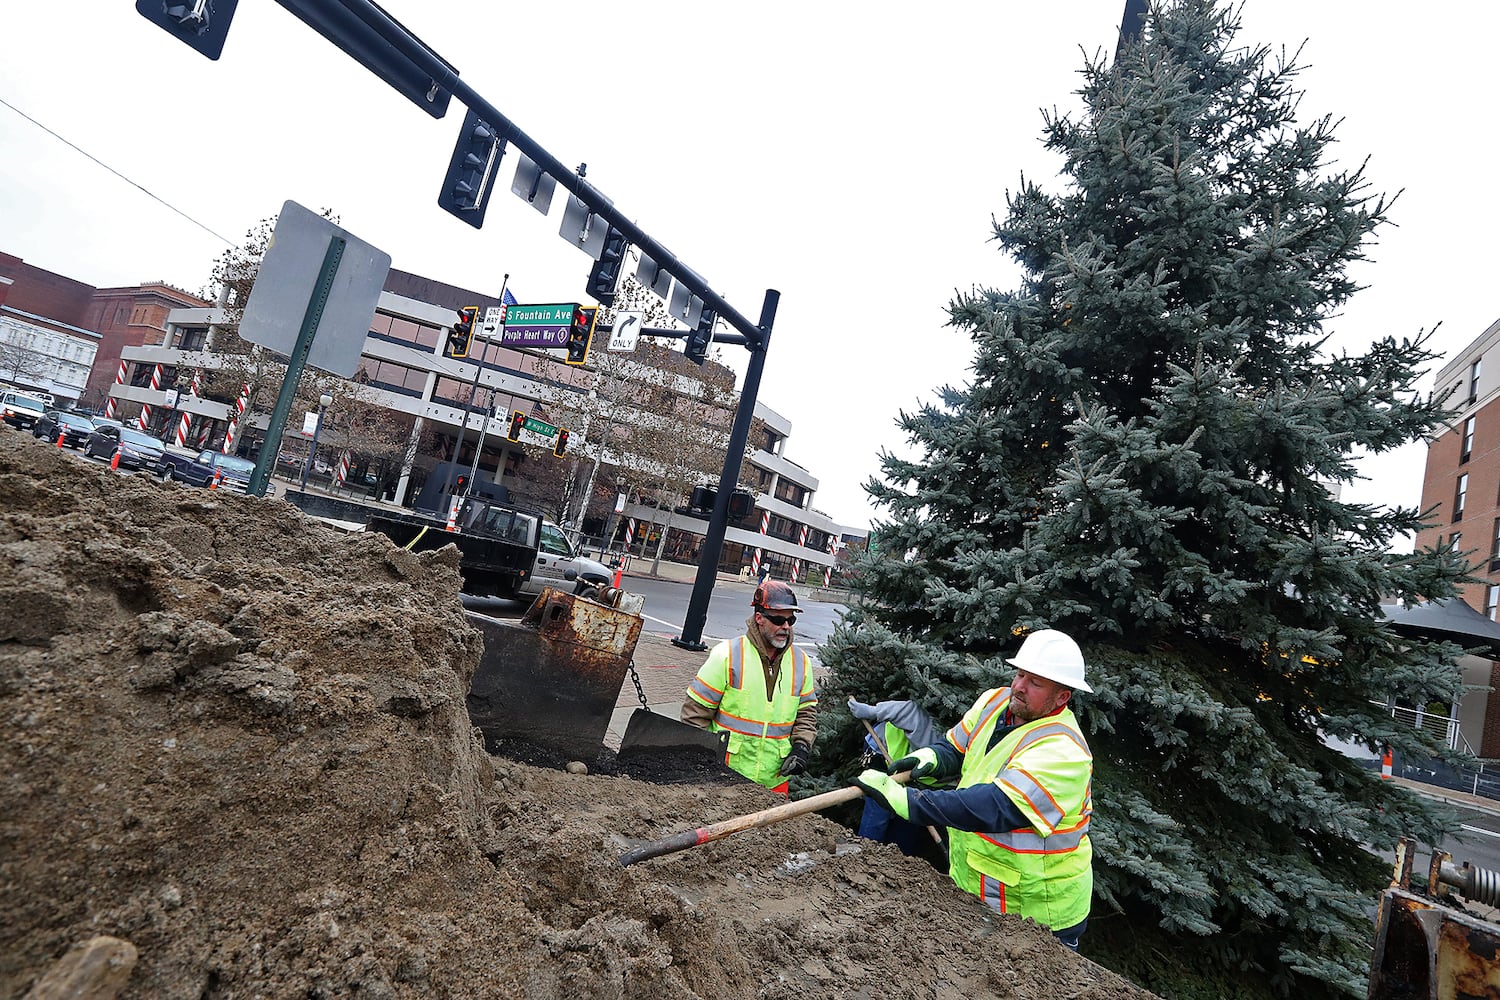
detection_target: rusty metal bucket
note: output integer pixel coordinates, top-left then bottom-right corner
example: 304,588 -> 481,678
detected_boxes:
465,588 -> 642,760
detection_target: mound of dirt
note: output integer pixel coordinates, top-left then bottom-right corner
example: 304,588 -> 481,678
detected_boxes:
0,431 -> 1155,999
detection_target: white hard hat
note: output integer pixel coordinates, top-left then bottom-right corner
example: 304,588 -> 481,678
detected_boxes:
1006,629 -> 1092,693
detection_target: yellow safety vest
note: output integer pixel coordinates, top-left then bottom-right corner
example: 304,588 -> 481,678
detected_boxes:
944,687 -> 1093,930
686,637 -> 815,788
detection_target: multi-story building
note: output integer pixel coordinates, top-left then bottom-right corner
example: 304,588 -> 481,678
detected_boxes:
115,267 -> 847,582
1414,314 -> 1500,758
0,251 -> 209,409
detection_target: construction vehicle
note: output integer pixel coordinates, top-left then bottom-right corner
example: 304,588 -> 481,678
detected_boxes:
1369,836 -> 1500,998
365,496 -> 543,599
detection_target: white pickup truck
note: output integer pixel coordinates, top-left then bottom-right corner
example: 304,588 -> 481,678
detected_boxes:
519,521 -> 612,598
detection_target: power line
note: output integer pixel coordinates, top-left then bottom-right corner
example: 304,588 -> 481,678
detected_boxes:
0,94 -> 235,248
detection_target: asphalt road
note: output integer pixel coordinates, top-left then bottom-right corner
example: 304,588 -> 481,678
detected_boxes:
461,574 -> 849,653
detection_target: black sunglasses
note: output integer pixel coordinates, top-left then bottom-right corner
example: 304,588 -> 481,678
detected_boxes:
760,612 -> 797,626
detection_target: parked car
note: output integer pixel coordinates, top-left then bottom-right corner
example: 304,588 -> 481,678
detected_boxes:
2,390 -> 48,431
160,448 -> 255,490
84,423 -> 167,473
32,410 -> 95,449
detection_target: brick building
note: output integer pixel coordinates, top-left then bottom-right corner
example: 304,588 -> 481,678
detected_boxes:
1414,314 -> 1500,758
0,251 -> 208,408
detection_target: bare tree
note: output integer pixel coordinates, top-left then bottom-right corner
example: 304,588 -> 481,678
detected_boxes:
0,341 -> 50,388
526,274 -> 754,574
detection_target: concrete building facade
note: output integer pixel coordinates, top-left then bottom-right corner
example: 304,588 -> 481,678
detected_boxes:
111,267 -> 849,583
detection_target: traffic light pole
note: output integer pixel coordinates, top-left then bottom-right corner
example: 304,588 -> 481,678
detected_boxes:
440,274 -> 507,506
673,289 -> 778,652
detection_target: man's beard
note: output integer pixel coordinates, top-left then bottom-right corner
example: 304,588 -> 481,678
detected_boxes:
769,633 -> 789,649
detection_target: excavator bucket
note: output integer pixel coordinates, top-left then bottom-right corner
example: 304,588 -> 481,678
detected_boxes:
618,707 -> 729,758
465,588 -> 642,760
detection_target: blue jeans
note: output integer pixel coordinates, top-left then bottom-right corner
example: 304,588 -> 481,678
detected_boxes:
857,799 -> 927,857
1051,917 -> 1087,951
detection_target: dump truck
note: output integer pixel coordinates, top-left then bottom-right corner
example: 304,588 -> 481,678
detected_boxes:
364,496 -> 543,599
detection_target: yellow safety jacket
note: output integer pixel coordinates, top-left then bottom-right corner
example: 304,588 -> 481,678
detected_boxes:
686,637 -> 815,788
944,687 -> 1093,930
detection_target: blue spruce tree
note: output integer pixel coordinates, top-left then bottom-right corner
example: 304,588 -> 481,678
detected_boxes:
817,2 -> 1467,995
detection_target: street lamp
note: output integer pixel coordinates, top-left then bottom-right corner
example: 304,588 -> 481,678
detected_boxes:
300,392 -> 333,490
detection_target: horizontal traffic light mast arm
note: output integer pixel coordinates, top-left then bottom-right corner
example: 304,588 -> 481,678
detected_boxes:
453,85 -> 763,349
288,0 -> 765,349
593,324 -> 751,349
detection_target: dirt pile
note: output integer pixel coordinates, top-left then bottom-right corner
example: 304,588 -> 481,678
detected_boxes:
0,431 -> 1155,999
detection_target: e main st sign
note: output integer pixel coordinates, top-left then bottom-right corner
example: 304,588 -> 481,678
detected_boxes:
500,303 -> 575,350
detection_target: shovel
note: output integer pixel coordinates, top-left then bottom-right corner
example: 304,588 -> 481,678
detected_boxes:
618,707 -> 730,758
619,771 -> 915,866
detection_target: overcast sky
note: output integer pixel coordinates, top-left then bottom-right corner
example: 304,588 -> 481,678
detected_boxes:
2,2 -> 1496,534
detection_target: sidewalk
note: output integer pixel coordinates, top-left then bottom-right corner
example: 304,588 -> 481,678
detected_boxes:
605,630 -> 715,750
1393,775 -> 1500,819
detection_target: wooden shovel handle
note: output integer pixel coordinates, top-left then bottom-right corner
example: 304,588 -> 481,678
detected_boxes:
618,772 -> 914,867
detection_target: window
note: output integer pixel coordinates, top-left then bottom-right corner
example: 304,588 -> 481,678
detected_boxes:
1492,519 -> 1500,562
361,358 -> 426,396
538,524 -> 572,556
1488,585 -> 1500,622
1454,473 -> 1469,521
1471,359 -> 1483,405
1463,415 -> 1476,462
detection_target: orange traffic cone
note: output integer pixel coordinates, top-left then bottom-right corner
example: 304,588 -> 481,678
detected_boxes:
56,431 -> 66,448
209,469 -> 222,490
109,451 -> 121,471
1381,747 -> 1393,780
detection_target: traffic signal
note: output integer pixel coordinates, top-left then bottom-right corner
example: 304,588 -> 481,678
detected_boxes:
727,489 -> 755,520
507,410 -> 526,441
685,308 -> 716,365
136,0 -> 240,60
446,306 -> 478,358
689,485 -> 717,512
565,305 -> 597,365
553,428 -> 570,457
438,108 -> 505,229
585,228 -> 629,306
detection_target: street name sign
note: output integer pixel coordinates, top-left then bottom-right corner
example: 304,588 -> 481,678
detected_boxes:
500,303 -> 574,349
523,415 -> 558,437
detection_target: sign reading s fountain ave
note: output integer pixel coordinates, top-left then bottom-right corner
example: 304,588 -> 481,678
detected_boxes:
499,303 -> 574,350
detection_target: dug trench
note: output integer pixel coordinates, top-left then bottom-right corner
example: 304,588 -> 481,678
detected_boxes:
0,431 -> 1156,1000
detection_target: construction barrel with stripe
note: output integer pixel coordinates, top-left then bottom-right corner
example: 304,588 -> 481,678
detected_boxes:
685,635 -> 816,789
933,686 -> 1093,931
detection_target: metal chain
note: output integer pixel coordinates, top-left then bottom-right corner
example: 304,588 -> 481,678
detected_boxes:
626,659 -> 650,711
